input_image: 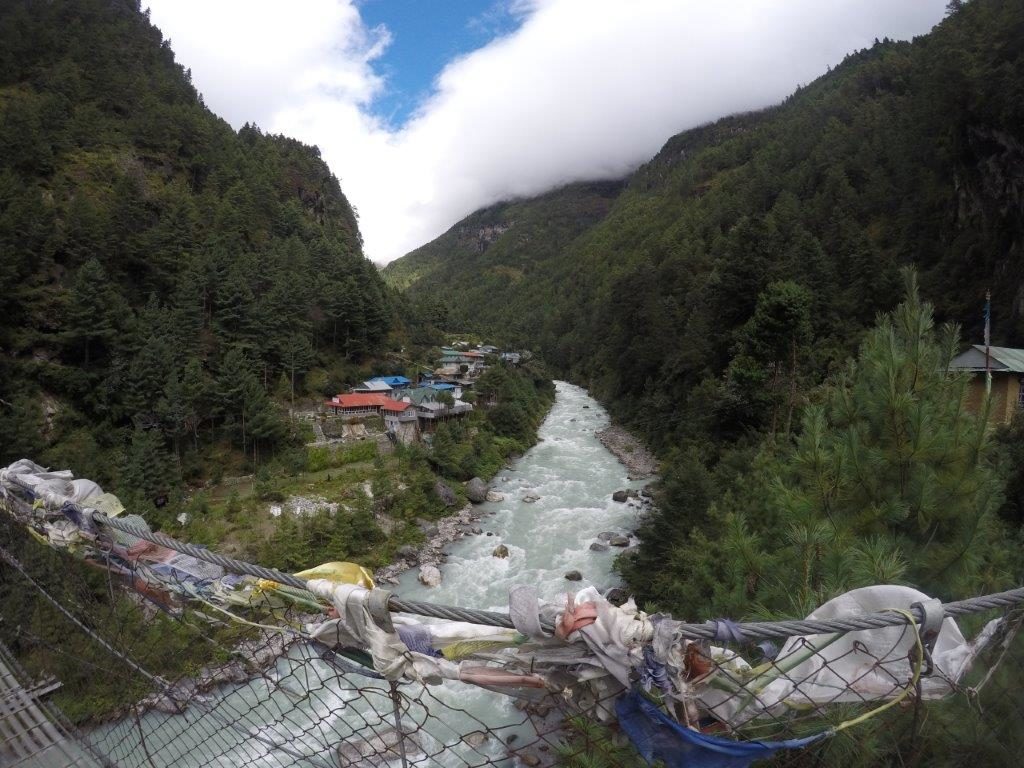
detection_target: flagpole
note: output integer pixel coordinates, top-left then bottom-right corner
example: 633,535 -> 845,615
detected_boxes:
985,289 -> 992,397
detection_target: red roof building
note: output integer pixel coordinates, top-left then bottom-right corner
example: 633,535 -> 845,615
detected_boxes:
324,393 -> 390,414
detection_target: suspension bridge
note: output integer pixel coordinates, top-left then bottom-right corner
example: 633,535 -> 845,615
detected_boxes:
1,458 -> 1022,768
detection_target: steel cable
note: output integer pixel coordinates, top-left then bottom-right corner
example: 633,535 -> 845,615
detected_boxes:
89,511 -> 1024,641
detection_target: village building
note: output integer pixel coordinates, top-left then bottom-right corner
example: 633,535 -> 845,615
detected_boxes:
323,393 -> 389,418
381,399 -> 419,444
402,386 -> 474,431
436,348 -> 486,380
367,375 -> 412,391
434,363 -> 461,377
351,379 -> 392,394
949,345 -> 1024,424
428,381 -> 463,399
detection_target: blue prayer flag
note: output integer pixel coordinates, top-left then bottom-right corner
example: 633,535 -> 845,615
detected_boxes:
616,690 -> 826,768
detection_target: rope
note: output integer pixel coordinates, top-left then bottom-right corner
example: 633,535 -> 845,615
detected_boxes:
829,609 -> 923,734
89,511 -> 1024,641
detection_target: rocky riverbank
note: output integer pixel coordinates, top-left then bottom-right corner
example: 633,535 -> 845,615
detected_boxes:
373,502 -> 485,586
120,505 -> 486,720
118,634 -> 296,718
595,425 -> 657,479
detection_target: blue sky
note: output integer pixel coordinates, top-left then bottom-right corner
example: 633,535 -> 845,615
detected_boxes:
358,0 -> 523,126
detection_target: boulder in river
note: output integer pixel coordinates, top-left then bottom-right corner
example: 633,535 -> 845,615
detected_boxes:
597,531 -> 617,541
604,587 -> 629,606
434,480 -> 458,507
463,731 -> 489,748
485,490 -> 505,502
611,490 -> 629,503
337,725 -> 424,766
609,535 -> 630,547
521,493 -> 540,503
492,544 -> 510,559
465,477 -> 489,504
564,570 -> 582,581
418,564 -> 442,587
589,542 -> 609,552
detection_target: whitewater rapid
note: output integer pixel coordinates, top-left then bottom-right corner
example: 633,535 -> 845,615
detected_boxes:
91,381 -> 648,767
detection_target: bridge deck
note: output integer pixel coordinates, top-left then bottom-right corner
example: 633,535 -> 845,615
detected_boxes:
0,641 -> 104,767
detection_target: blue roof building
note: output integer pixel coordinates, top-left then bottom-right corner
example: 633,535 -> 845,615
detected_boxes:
367,375 -> 412,388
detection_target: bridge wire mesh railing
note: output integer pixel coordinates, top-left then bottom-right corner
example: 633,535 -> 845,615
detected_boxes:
1,490 -> 1023,767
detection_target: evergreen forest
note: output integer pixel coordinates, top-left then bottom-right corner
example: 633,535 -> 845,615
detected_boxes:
386,4 -> 1024,760
0,0 -> 392,509
0,0 -> 555,722
1,0 -> 1023,763
388,0 -> 1024,613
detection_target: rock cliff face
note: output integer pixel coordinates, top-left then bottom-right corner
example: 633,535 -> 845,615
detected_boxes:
380,180 -> 625,309
456,222 -> 513,253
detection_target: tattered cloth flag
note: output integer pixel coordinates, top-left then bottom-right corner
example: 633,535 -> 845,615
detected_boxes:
616,690 -> 825,768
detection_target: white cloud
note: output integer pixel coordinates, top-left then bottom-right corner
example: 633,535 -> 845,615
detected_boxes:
147,0 -> 948,264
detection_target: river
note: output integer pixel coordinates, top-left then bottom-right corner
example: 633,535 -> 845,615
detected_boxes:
91,381 -> 649,767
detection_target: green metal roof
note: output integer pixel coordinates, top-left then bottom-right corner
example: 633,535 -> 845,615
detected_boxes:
405,387 -> 438,405
949,345 -> 1024,373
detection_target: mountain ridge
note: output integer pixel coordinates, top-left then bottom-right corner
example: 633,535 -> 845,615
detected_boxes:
0,0 -> 390,493
387,0 -> 1024,454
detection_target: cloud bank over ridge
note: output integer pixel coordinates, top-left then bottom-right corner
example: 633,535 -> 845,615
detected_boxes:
147,0 -> 947,263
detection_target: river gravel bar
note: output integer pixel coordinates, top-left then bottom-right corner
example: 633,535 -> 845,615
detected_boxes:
595,425 -> 657,479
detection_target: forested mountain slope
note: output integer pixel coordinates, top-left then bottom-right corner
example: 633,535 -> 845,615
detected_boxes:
384,180 -> 625,331
389,0 -> 1024,455
0,0 -> 390,492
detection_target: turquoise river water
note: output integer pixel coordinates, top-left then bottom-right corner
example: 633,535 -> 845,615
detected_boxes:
92,381 -> 648,767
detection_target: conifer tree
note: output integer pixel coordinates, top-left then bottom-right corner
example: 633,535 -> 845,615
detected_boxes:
120,427 -> 177,507
62,258 -> 127,367
0,394 -> 45,463
181,358 -> 210,448
279,333 -> 315,408
773,270 -> 1009,598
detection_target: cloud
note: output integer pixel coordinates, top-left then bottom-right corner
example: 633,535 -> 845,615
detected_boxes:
147,0 -> 947,264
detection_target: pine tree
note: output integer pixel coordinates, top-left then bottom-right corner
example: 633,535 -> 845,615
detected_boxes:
181,358 -> 211,449
279,333 -> 315,409
157,371 -> 188,457
214,346 -> 258,447
62,258 -> 127,367
241,375 -> 284,464
0,394 -> 45,463
735,281 -> 813,436
120,427 -> 177,507
773,270 -> 1009,597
